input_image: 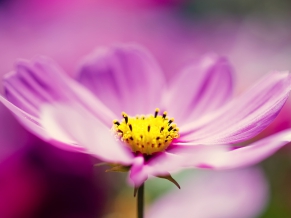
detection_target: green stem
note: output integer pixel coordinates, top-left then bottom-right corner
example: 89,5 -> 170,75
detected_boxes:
137,183 -> 144,218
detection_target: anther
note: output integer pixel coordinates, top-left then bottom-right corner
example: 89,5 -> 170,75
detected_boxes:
129,124 -> 133,131
168,118 -> 174,125
160,127 -> 164,132
148,125 -> 151,132
168,126 -> 174,131
113,119 -> 120,126
122,112 -> 129,123
162,111 -> 167,119
154,108 -> 160,118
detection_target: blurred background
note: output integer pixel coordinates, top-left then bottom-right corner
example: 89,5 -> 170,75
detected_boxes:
0,0 -> 291,217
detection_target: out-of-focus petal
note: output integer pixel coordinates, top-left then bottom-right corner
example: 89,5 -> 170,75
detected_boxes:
163,55 -> 233,125
40,103 -> 134,164
147,168 -> 268,218
77,44 -> 165,116
0,96 -> 87,152
0,96 -> 47,139
142,129 -> 291,179
198,129 -> 291,170
3,56 -> 116,127
180,71 -> 291,144
4,57 -> 71,117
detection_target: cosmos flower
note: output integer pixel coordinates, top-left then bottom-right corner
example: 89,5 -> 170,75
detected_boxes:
147,168 -> 269,218
1,44 -> 291,186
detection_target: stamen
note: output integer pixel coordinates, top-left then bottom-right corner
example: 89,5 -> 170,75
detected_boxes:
113,120 -> 120,126
162,111 -> 167,119
148,125 -> 151,132
122,112 -> 128,124
129,124 -> 133,131
168,118 -> 174,125
154,108 -> 160,118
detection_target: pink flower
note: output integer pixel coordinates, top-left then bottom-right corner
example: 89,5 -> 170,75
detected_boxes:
1,44 -> 291,186
147,168 -> 269,218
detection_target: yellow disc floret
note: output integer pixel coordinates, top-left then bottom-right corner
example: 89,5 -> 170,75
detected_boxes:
112,108 -> 180,155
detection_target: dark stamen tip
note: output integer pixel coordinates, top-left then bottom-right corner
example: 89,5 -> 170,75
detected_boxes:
154,108 -> 159,118
114,121 -> 120,126
122,113 -> 129,123
162,111 -> 168,119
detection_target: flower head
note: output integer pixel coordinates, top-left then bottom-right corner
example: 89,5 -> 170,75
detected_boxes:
113,109 -> 179,155
1,44 -> 291,186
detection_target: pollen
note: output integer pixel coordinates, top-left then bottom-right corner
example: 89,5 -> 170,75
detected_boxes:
112,108 -> 180,155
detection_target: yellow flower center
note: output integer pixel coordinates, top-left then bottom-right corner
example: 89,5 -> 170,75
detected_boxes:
112,108 -> 180,155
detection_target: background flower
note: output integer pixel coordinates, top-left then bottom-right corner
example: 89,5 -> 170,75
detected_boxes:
147,168 -> 269,218
0,112 -> 110,218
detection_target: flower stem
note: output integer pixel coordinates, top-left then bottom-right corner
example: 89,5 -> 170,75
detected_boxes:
137,183 -> 144,218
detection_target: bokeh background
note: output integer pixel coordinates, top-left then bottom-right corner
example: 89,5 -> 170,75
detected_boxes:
0,0 -> 291,217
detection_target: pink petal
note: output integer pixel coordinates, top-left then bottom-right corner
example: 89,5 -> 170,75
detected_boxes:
40,103 -> 134,165
146,145 -> 228,175
134,129 -> 291,181
129,145 -> 228,185
147,168 -> 268,218
162,55 -> 233,125
3,56 -> 116,128
200,129 -> 291,169
76,44 -> 166,117
4,58 -> 71,117
0,96 -> 47,139
129,156 -> 147,186
180,71 -> 291,144
0,96 -> 85,152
